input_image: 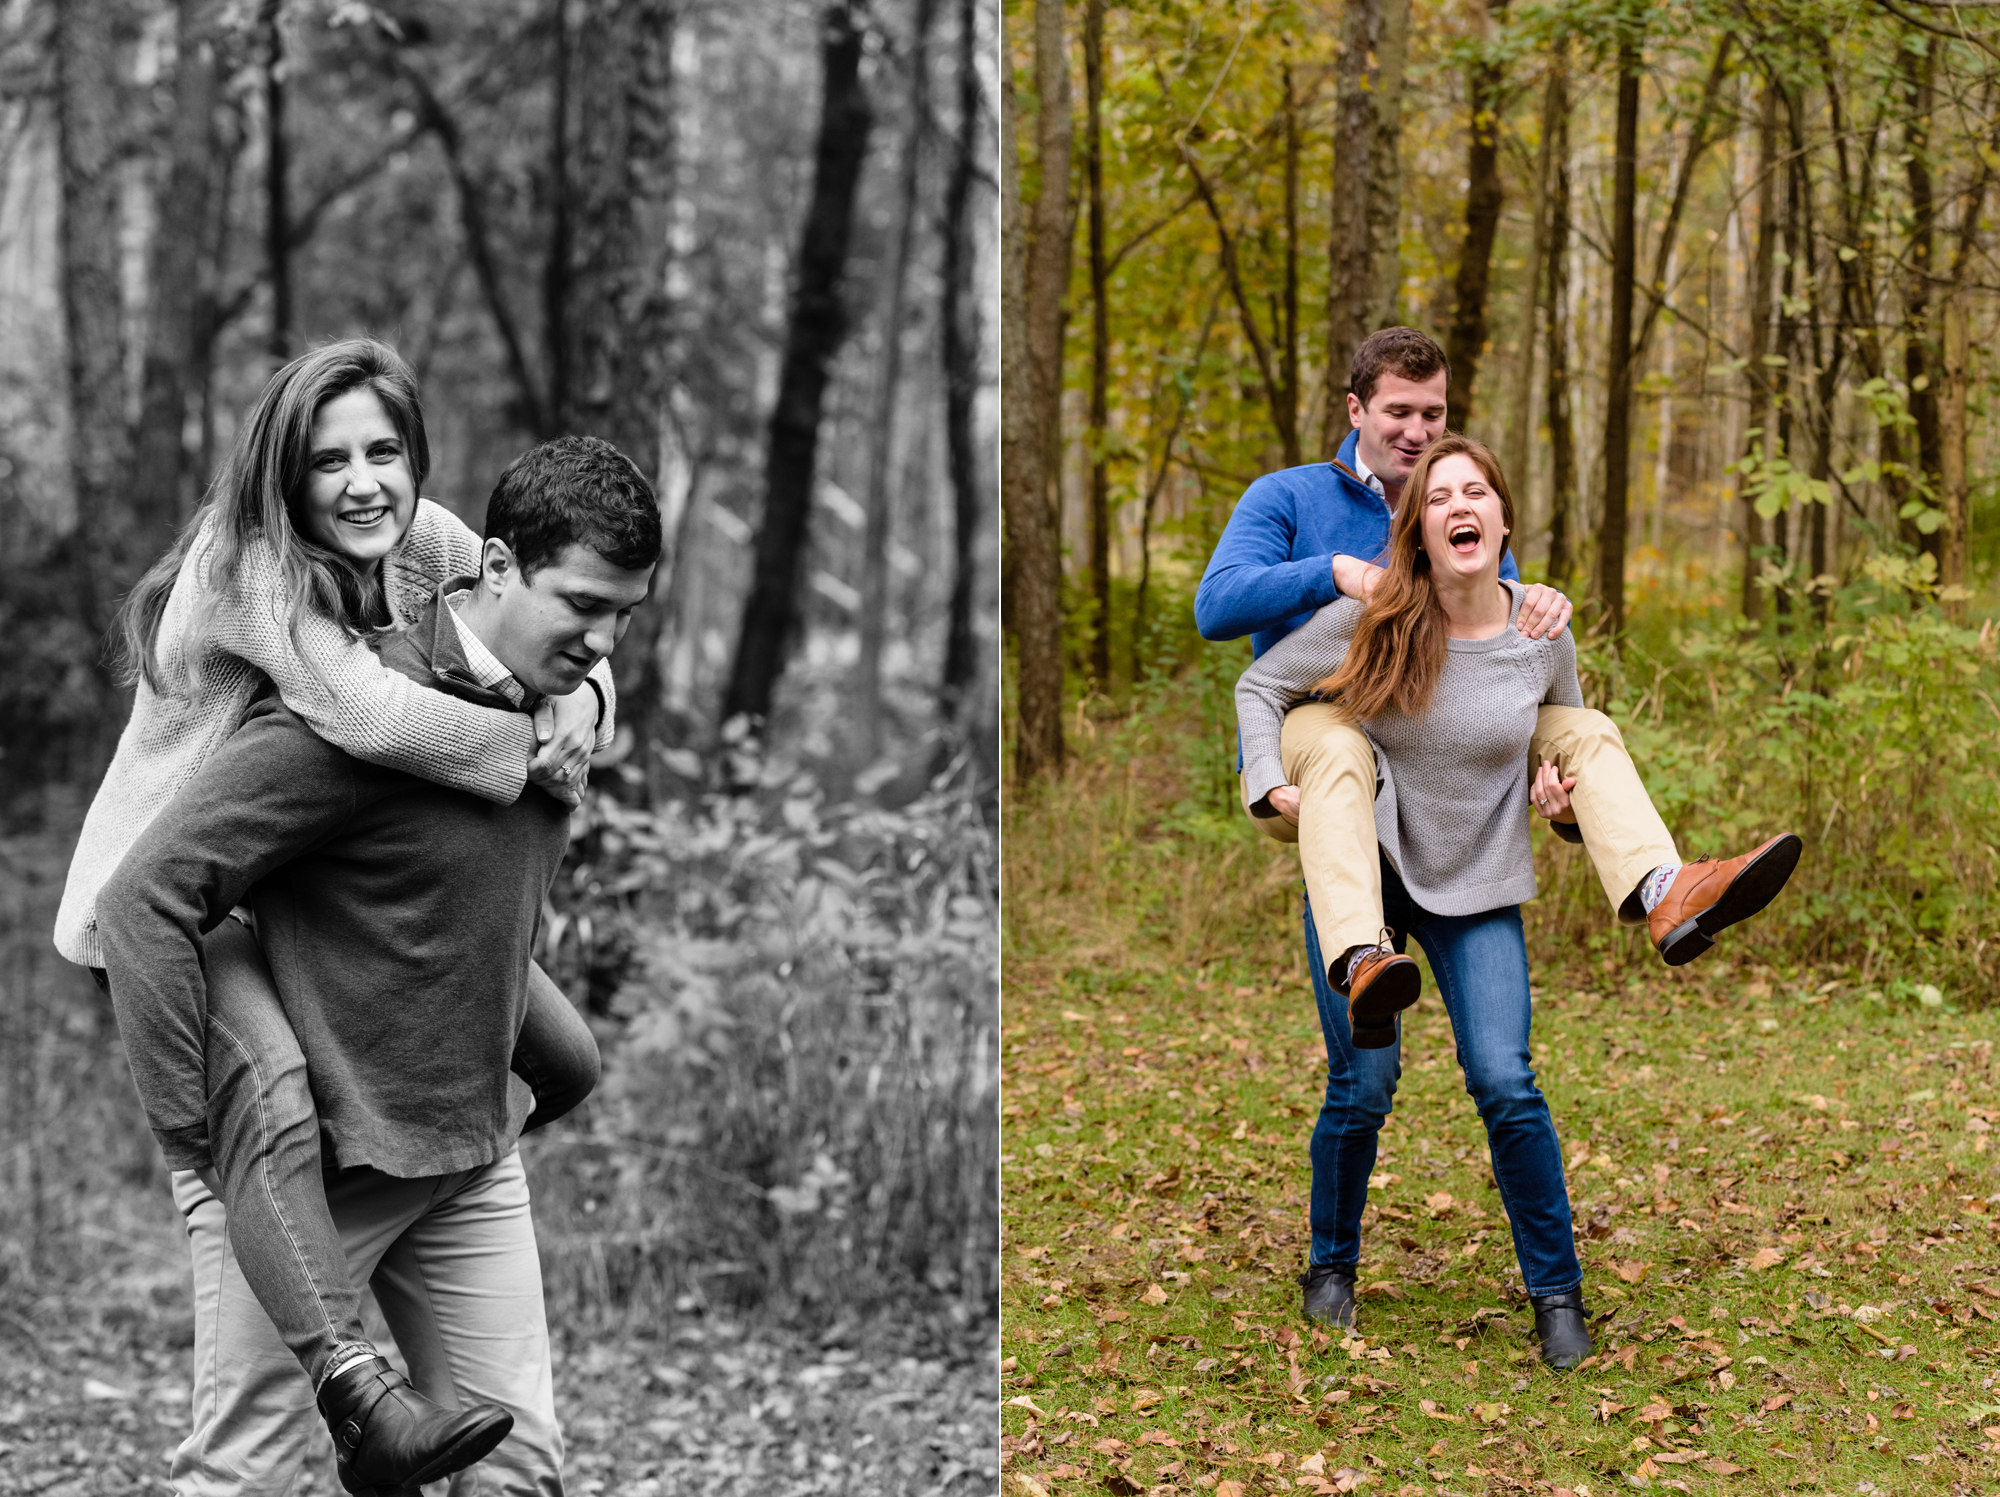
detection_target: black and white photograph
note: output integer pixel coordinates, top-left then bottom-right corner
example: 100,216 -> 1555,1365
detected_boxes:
0,0 -> 1001,1491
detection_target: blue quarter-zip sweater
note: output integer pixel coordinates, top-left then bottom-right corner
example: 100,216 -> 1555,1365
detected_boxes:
1194,428 -> 1519,657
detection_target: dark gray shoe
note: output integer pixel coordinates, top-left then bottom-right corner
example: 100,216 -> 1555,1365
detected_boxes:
1299,1263 -> 1358,1328
1529,1290 -> 1593,1370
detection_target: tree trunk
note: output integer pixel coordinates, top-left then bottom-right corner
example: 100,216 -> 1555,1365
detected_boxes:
1322,0 -> 1409,454
1280,62 -> 1299,464
1083,0 -> 1111,687
543,0 -> 572,430
1501,53 -> 1559,513
131,0 -> 225,547
938,0 -> 982,719
1025,0 -> 1073,552
1899,39 -> 1941,564
1444,0 -> 1508,433
262,0 -> 290,357
1773,121 -> 1802,628
557,0 -> 676,773
1542,54 -> 1574,587
1011,0 -> 1069,780
1938,291 -> 1967,615
724,1 -> 871,729
856,0 -> 936,760
1737,83 -> 1776,625
54,0 -> 134,636
1594,28 -> 1640,637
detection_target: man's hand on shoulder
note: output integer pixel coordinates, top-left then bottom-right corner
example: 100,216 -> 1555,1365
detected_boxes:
1331,554 -> 1385,603
1515,583 -> 1572,640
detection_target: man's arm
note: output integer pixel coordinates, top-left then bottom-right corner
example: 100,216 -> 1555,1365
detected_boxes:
95,704 -> 361,1170
1194,475 -> 1342,642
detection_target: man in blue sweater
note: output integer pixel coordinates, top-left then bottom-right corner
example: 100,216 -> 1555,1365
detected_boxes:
1198,329 -> 1799,1331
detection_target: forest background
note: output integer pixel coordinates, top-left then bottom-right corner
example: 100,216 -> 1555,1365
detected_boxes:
1002,0 -> 2000,995
0,0 -> 1000,1488
999,1 -> 2000,1489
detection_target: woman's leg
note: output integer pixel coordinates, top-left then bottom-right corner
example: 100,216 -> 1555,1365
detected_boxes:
1302,883 -> 1404,1274
199,918 -> 370,1385
1411,901 -> 1582,1298
513,961 -> 600,1134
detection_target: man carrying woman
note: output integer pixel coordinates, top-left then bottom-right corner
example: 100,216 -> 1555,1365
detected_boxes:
63,340 -> 662,1492
1200,329 -> 1800,1366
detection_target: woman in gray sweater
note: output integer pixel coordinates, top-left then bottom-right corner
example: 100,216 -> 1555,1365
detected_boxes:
1235,435 -> 1701,1369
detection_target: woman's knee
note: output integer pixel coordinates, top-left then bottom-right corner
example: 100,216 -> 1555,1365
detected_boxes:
515,964 -> 600,1132
200,922 -> 315,1135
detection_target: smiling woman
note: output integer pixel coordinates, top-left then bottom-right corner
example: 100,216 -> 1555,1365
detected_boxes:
298,388 -> 418,573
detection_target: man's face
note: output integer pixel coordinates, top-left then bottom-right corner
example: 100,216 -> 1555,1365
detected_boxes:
1347,369 -> 1449,494
475,540 -> 655,697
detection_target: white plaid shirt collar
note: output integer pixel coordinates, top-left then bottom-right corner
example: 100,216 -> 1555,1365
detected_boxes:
443,589 -> 526,709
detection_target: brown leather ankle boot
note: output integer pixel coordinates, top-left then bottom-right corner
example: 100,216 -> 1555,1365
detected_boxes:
1342,930 -> 1420,1049
1647,833 -> 1803,965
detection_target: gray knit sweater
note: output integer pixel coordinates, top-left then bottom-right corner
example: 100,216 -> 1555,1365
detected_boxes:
1236,581 -> 1583,916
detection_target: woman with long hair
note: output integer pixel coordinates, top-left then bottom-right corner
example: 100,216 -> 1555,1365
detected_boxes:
1233,434 -> 1797,1369
56,340 -> 611,1487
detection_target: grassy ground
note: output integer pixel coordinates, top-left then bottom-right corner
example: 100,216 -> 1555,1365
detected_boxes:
1001,708 -> 2000,1497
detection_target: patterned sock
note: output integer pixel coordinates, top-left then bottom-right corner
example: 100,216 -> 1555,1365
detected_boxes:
1341,945 -> 1371,992
1638,863 -> 1682,914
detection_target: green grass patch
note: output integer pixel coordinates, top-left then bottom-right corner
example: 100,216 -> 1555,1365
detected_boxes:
1002,674 -> 2000,1497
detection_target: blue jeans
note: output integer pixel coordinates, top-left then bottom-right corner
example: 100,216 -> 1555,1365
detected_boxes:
1303,858 -> 1581,1298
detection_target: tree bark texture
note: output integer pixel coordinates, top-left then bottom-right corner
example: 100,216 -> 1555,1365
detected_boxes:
1501,54 -> 1559,504
1009,0 -> 1068,780
131,0 -> 226,546
1594,31 -> 1639,638
1024,0 -> 1072,538
54,0 -> 135,633
1083,0 -> 1111,686
261,0 -> 290,357
1898,40 -> 1941,563
1444,0 -> 1507,434
556,0 -> 677,771
724,1 -> 871,728
938,0 -> 982,718
1542,55 -> 1574,587
1322,0 -> 1409,455
1737,84 -> 1776,624
1938,291 -> 1967,613
857,0 -> 937,760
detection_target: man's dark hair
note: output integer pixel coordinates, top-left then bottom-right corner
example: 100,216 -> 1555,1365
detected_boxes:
484,435 -> 663,578
1349,327 -> 1451,409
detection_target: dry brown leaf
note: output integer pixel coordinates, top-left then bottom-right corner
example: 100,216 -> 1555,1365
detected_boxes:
1420,1399 -> 1464,1423
1140,1283 -> 1168,1305
1129,1388 -> 1161,1410
1703,1460 -> 1748,1475
1138,1430 -> 1180,1446
1747,1247 -> 1785,1272
1615,1259 -> 1651,1284
1215,1485 -> 1246,1497
1761,1392 -> 1792,1413
1650,1449 -> 1708,1465
1299,1452 -> 1327,1474
1090,1436 -> 1128,1454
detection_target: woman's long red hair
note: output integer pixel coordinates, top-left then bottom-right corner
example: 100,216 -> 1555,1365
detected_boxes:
1314,434 -> 1516,721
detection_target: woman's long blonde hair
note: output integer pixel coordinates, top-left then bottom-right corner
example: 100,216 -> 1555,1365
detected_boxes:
1314,433 -> 1516,721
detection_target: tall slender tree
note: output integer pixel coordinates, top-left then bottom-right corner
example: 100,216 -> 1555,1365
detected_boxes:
725,0 -> 872,729
1736,82 -> 1777,625
1083,0 -> 1112,686
1542,47 -> 1575,587
1322,0 -> 1409,453
1444,0 -> 1509,433
938,0 -> 983,719
1594,22 -> 1641,636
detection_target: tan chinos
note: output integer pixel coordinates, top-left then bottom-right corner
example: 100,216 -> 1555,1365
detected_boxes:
1251,702 -> 1679,976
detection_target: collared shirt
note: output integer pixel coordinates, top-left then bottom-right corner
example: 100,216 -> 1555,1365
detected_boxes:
1350,447 -> 1387,501
444,590 -> 526,708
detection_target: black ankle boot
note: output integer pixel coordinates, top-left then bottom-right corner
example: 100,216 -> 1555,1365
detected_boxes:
316,1354 -> 513,1495
1299,1262 -> 1358,1328
1529,1290 -> 1593,1371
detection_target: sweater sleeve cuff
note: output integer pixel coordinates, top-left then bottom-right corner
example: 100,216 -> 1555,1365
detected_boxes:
155,1120 -> 213,1174
1242,761 -> 1289,818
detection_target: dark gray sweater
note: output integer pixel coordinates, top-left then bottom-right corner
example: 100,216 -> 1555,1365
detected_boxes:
1235,581 -> 1584,916
97,584 -> 569,1176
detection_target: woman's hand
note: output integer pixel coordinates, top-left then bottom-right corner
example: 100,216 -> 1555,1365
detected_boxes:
1267,784 -> 1302,825
527,688 -> 599,800
1530,758 -> 1577,823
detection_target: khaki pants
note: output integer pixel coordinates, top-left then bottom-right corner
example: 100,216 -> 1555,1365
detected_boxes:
1249,702 -> 1678,976
169,1150 -> 563,1496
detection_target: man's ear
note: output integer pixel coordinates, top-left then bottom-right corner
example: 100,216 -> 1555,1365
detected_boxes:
1347,390 -> 1364,430
479,537 -> 518,596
